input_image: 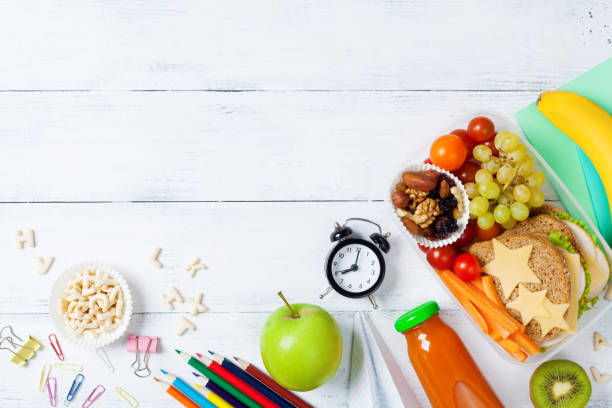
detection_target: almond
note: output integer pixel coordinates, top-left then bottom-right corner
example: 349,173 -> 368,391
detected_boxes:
402,216 -> 420,234
402,170 -> 439,192
439,179 -> 450,198
392,191 -> 410,208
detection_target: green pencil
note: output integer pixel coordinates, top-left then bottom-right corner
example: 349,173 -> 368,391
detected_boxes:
175,350 -> 262,408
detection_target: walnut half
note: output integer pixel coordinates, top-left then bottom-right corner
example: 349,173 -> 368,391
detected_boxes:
405,188 -> 428,210
413,198 -> 440,228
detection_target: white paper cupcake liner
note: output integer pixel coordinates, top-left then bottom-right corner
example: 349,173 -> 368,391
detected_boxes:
388,163 -> 469,248
49,262 -> 133,349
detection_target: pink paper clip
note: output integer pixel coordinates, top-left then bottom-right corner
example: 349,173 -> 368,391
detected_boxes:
48,334 -> 64,361
82,385 -> 105,408
46,377 -> 57,407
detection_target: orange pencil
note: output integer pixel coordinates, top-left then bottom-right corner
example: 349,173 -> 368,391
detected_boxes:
154,378 -> 200,408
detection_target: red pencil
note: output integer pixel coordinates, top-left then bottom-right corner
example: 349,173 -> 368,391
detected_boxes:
196,354 -> 280,408
233,357 -> 313,408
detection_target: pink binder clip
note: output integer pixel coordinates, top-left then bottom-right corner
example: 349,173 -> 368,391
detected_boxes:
47,377 -> 57,407
127,335 -> 158,352
49,334 -> 64,361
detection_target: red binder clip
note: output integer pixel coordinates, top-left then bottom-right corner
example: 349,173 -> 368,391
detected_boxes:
48,334 -> 64,361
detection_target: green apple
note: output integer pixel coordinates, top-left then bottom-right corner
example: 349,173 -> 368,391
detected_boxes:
260,301 -> 342,391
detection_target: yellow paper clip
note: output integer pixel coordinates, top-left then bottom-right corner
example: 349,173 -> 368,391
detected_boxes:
116,386 -> 139,407
39,363 -> 52,392
54,362 -> 83,372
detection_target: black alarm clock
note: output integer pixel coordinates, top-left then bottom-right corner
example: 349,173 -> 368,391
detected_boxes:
320,218 -> 390,309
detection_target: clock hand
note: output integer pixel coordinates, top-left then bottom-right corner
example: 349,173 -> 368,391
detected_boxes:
335,265 -> 358,275
340,265 -> 358,275
353,248 -> 361,269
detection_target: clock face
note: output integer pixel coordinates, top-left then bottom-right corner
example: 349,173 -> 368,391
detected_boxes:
326,239 -> 385,298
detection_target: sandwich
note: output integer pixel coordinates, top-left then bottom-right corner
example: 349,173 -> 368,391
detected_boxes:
469,205 -> 610,347
530,204 -> 610,305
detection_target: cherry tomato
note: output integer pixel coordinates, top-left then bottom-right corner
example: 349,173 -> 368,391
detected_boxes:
430,134 -> 467,171
483,136 -> 499,157
467,116 -> 496,143
426,245 -> 457,270
475,222 -> 503,240
423,158 -> 433,164
452,160 -> 480,184
451,129 -> 476,160
417,243 -> 429,253
453,253 -> 482,281
453,220 -> 476,248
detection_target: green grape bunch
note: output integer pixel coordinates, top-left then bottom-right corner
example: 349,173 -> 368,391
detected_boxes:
469,131 -> 546,230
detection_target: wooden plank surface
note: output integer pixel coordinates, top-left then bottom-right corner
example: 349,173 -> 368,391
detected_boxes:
0,90 -> 561,202
1,0 -> 611,407
0,1 -> 610,90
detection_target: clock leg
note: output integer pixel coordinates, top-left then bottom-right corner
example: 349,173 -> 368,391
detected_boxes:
319,286 -> 333,299
368,295 -> 378,309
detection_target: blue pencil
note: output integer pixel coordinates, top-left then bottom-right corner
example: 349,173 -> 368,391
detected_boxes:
208,351 -> 296,408
160,370 -> 217,408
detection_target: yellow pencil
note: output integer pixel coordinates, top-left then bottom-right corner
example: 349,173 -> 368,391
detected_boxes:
194,383 -> 234,408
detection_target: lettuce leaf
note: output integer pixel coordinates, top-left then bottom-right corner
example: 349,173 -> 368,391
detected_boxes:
550,212 -> 611,315
548,230 -> 593,318
551,212 -> 598,245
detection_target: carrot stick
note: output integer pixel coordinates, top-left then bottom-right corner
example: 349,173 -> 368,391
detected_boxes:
440,273 -> 489,334
471,278 -> 485,293
482,275 -> 526,334
496,339 -> 528,362
511,331 -> 540,356
482,276 -> 503,307
440,270 -> 522,333
478,308 -> 512,339
459,298 -> 489,334
498,338 -> 521,353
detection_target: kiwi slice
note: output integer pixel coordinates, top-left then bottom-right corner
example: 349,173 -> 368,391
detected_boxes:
530,360 -> 592,408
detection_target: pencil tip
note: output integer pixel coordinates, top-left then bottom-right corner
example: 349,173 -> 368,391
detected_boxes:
196,353 -> 202,358
160,369 -> 168,374
175,349 -> 181,354
208,350 -> 214,355
153,377 -> 160,382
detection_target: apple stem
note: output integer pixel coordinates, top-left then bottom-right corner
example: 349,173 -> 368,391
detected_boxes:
277,291 -> 299,319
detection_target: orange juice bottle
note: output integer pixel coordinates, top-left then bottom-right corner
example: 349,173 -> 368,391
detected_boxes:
395,301 -> 504,408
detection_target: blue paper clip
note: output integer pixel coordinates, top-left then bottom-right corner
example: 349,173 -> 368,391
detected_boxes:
65,373 -> 84,406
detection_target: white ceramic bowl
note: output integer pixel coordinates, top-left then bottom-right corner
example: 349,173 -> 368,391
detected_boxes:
49,262 -> 133,349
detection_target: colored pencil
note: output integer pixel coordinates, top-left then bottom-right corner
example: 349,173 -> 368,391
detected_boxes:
194,383 -> 234,408
154,378 -> 200,408
195,353 -> 280,408
176,349 -> 261,408
233,357 -> 313,408
160,371 -> 217,408
207,352 -> 295,408
193,372 -> 249,408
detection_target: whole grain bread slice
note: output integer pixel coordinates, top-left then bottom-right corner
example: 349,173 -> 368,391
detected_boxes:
499,214 -> 581,259
530,204 -> 564,217
469,234 -> 570,341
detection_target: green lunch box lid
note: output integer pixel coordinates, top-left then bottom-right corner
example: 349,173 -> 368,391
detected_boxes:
395,300 -> 440,333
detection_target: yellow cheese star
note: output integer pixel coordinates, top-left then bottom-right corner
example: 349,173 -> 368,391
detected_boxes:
483,239 -> 541,300
506,284 -> 550,325
534,298 -> 570,336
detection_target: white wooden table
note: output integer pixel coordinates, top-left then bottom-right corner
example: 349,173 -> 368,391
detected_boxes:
1,1 -> 611,407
